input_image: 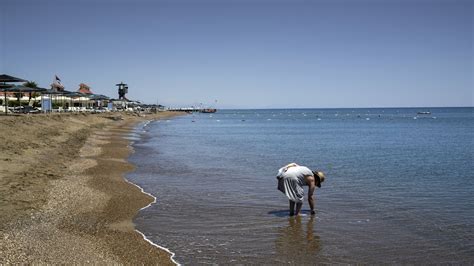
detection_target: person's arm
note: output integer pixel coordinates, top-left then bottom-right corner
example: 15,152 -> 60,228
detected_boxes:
305,175 -> 316,215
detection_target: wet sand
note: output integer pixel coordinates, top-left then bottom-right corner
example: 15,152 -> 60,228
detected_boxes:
0,112 -> 180,264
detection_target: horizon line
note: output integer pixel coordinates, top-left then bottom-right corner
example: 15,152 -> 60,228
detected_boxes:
164,106 -> 474,110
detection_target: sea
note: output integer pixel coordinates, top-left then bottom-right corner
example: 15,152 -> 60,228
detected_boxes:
126,107 -> 473,265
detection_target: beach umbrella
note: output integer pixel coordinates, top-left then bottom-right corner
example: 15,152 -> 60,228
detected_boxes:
10,85 -> 47,109
84,94 -> 96,109
88,94 -> 110,100
66,92 -> 89,109
6,85 -> 47,93
7,86 -> 47,103
0,74 -> 27,83
1,74 -> 28,115
43,89 -> 78,111
3,85 -> 47,113
66,91 -> 85,110
43,89 -> 64,95
59,90 -> 77,110
88,94 -> 110,110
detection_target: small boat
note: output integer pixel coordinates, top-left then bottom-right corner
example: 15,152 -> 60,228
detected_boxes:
201,108 -> 217,113
417,111 -> 431,115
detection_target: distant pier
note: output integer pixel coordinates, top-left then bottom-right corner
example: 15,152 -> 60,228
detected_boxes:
168,108 -> 217,113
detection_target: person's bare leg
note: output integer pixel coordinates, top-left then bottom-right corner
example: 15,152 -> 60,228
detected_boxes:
289,200 -> 295,216
295,202 -> 303,216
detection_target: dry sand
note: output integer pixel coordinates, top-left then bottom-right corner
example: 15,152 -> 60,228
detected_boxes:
0,111 -> 181,264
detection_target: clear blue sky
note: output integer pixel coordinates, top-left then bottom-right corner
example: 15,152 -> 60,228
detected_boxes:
1,0 -> 472,108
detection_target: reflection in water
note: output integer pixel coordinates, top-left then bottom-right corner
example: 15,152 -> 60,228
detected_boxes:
275,215 -> 322,264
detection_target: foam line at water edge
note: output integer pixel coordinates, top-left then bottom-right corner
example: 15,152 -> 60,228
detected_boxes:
124,178 -> 157,211
123,119 -> 179,265
140,119 -> 152,132
143,120 -> 151,128
124,178 -> 180,265
135,229 -> 180,266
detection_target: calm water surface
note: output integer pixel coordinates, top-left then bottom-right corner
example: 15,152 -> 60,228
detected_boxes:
127,108 -> 473,264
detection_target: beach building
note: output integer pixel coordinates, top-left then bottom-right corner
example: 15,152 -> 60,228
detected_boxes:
77,83 -> 93,94
1,75 -> 117,113
50,81 -> 64,92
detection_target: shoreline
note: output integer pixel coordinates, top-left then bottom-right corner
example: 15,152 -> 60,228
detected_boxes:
0,112 -> 182,264
126,175 -> 179,265
122,134 -> 180,265
123,121 -> 178,264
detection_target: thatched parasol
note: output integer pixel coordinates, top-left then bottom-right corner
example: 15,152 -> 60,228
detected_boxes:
1,74 -> 28,115
6,85 -> 47,93
0,74 -> 27,83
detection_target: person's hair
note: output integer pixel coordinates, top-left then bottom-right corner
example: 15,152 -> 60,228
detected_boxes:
312,170 -> 320,179
312,170 -> 325,187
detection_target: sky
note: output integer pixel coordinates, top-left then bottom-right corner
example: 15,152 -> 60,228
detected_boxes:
0,0 -> 472,108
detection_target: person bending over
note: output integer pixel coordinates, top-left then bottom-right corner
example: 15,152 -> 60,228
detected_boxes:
276,163 -> 325,216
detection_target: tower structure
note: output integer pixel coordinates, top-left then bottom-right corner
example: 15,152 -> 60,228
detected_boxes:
116,82 -> 128,100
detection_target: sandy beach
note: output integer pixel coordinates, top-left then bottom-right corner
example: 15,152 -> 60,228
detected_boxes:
0,112 -> 180,264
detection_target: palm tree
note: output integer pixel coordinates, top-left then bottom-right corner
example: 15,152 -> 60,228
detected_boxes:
23,81 -> 38,106
13,92 -> 23,106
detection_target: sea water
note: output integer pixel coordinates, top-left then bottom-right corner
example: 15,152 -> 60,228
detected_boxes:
127,108 -> 473,264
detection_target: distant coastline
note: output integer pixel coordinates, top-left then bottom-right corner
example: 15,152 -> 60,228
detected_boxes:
211,106 -> 473,110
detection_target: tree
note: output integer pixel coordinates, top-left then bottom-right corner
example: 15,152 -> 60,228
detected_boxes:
14,92 -> 23,105
24,81 -> 38,105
